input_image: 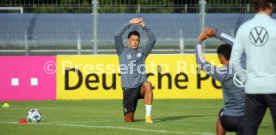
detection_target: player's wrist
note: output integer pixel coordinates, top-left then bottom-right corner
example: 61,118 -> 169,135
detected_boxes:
141,23 -> 145,28
197,32 -> 208,41
197,36 -> 206,41
215,30 -> 221,38
197,37 -> 204,41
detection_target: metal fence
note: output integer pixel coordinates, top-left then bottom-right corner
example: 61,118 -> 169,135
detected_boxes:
0,0 -> 274,55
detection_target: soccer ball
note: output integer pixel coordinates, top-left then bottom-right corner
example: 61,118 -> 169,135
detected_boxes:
27,109 -> 41,122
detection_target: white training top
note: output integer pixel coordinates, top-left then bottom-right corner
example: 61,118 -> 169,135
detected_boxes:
231,13 -> 276,94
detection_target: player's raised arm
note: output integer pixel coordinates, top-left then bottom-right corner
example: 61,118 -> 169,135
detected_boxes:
195,32 -> 208,65
114,23 -> 130,55
205,27 -> 247,70
139,21 -> 156,57
216,31 -> 234,46
195,31 -> 227,82
204,28 -> 234,46
114,18 -> 143,55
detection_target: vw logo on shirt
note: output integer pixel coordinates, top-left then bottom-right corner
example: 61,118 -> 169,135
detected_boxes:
249,26 -> 269,47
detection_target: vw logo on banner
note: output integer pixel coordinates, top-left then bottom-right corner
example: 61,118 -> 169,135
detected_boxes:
249,26 -> 269,47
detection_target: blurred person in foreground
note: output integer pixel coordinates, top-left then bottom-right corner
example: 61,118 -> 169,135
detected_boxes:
231,0 -> 276,134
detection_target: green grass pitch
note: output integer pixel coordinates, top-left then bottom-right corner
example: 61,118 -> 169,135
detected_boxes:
0,100 -> 274,135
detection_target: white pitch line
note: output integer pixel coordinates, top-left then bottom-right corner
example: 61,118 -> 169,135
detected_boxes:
0,121 -> 215,135
55,123 -> 215,135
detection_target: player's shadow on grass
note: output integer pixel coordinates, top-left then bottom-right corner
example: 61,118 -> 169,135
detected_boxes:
135,115 -> 205,123
157,115 -> 205,122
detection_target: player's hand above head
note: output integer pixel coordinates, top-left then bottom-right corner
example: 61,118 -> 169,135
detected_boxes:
197,32 -> 208,41
136,21 -> 145,27
129,18 -> 143,25
204,28 -> 217,37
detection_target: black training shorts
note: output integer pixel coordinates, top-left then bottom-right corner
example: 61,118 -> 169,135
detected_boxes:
122,84 -> 144,115
219,108 -> 244,134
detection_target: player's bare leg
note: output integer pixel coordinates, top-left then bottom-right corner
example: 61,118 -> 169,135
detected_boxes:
124,112 -> 134,122
140,81 -> 153,123
216,118 -> 226,135
141,81 -> 153,104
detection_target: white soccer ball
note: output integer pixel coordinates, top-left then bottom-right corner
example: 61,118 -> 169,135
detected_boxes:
27,108 -> 41,122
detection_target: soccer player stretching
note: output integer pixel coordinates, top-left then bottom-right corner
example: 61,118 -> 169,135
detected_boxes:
195,28 -> 245,135
231,0 -> 276,134
114,18 -> 156,123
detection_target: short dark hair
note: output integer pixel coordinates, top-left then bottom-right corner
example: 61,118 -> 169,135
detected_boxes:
128,31 -> 140,38
217,44 -> 232,61
254,0 -> 273,11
